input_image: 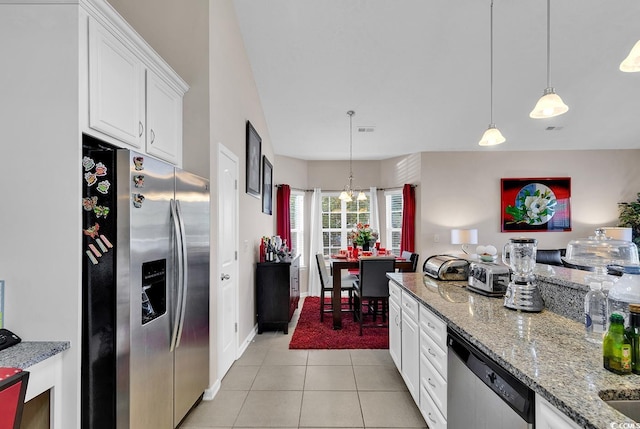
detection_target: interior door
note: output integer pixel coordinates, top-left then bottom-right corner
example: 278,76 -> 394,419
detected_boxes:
218,144 -> 239,379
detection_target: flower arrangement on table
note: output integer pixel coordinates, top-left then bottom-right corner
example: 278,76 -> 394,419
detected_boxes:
348,223 -> 379,249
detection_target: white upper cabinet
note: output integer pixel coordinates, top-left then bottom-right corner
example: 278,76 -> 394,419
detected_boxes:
88,18 -> 145,149
146,69 -> 182,165
85,6 -> 188,166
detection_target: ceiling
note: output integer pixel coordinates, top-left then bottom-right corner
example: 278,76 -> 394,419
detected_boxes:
232,0 -> 640,161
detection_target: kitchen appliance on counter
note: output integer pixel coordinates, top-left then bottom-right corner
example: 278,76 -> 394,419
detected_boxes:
502,237 -> 544,312
81,137 -> 210,429
564,228 -> 639,276
447,328 -> 535,428
467,261 -> 510,297
423,255 -> 469,281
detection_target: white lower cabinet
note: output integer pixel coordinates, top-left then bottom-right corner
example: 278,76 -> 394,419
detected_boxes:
419,304 -> 448,428
420,382 -> 447,429
401,291 -> 420,403
536,393 -> 582,429
388,280 -> 448,427
389,281 -> 402,369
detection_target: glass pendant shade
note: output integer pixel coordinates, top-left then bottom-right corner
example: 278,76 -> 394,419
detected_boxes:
529,87 -> 569,118
478,124 -> 506,146
620,40 -> 640,72
357,191 -> 367,201
339,191 -> 352,202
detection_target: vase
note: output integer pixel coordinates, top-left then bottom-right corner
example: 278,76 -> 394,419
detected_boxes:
362,242 -> 370,251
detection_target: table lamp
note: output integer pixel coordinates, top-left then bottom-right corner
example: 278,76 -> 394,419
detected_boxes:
451,229 -> 478,254
600,227 -> 633,242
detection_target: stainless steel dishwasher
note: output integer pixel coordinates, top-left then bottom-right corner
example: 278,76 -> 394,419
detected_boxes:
447,328 -> 535,428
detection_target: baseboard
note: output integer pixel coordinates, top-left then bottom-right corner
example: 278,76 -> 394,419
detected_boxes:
239,325 -> 258,357
203,379 -> 221,401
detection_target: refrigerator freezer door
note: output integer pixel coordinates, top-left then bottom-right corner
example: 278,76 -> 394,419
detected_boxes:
128,153 -> 176,429
173,169 -> 210,425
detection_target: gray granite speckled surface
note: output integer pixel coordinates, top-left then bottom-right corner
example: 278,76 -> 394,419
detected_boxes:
0,341 -> 69,369
387,271 -> 639,429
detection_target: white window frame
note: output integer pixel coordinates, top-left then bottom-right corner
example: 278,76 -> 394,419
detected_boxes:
290,190 -> 305,266
320,192 -> 370,256
385,190 -> 403,256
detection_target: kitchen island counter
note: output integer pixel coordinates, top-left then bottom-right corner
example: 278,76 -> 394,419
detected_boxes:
387,271 -> 639,429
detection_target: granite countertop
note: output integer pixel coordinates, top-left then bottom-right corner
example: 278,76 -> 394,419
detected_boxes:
0,341 -> 70,369
387,271 -> 640,429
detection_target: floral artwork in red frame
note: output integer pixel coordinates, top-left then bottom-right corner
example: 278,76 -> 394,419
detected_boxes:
501,177 -> 571,232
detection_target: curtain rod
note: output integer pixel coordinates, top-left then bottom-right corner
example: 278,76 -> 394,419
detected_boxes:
275,184 -> 417,193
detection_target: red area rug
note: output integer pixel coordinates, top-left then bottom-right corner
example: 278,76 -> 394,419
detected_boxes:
289,297 -> 389,349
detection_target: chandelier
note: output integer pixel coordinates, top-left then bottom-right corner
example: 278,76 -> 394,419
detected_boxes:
339,110 -> 366,202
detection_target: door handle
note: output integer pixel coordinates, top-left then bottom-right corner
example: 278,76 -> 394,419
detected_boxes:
221,273 -> 230,280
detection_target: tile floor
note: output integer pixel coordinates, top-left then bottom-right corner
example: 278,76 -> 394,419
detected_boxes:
181,297 -> 427,429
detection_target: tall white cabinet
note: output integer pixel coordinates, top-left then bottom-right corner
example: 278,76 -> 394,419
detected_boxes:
0,1 -> 187,428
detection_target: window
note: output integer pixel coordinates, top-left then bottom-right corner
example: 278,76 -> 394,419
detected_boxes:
321,193 -> 370,256
290,191 -> 304,262
385,190 -> 403,255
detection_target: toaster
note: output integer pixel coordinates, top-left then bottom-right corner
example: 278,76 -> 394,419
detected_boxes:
423,255 -> 470,281
467,261 -> 511,297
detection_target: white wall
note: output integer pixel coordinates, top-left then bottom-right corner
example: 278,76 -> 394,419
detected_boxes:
276,149 -> 640,275
419,149 -> 640,259
209,0 -> 275,365
0,5 -> 82,428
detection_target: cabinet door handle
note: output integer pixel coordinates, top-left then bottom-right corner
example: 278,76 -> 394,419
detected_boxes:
150,129 -> 155,144
428,348 -> 436,357
395,314 -> 400,326
427,321 -> 436,329
139,121 -> 144,137
221,273 -> 230,280
428,378 -> 436,388
428,413 -> 436,423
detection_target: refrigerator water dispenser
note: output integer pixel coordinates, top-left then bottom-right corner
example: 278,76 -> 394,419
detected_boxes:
142,260 -> 167,324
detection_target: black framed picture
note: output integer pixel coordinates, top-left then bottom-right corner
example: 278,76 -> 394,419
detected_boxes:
246,121 -> 261,198
262,156 -> 273,215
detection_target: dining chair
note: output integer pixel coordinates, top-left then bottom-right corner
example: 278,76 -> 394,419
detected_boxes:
400,251 -> 419,272
353,257 -> 396,335
316,253 -> 355,322
0,368 -> 29,429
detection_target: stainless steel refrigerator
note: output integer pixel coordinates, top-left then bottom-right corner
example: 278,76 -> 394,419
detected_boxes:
81,136 -> 210,429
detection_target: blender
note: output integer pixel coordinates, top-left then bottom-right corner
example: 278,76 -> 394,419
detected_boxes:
502,237 -> 544,312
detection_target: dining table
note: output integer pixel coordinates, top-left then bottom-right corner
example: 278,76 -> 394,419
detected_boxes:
329,256 -> 414,329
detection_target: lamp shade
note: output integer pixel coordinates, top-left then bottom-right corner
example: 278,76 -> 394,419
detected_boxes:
529,88 -> 569,118
601,227 -> 633,242
478,125 -> 506,146
620,40 -> 640,72
451,229 -> 478,245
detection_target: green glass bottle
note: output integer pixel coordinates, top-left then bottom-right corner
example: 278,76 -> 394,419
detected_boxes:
626,304 -> 640,375
603,313 -> 632,374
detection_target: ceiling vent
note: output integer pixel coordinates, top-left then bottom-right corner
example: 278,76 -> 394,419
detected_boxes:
357,126 -> 376,133
545,126 -> 564,131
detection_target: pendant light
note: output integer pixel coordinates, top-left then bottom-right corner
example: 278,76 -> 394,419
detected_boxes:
620,40 -> 640,72
338,111 -> 366,202
479,0 -> 505,146
529,0 -> 568,119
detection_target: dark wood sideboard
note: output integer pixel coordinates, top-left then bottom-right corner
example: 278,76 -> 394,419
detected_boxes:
256,255 -> 300,334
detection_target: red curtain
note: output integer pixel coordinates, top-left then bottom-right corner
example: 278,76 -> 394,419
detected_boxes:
400,184 -> 416,254
276,184 -> 292,248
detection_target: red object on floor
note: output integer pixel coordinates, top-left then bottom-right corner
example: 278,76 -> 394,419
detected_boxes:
289,297 -> 388,349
